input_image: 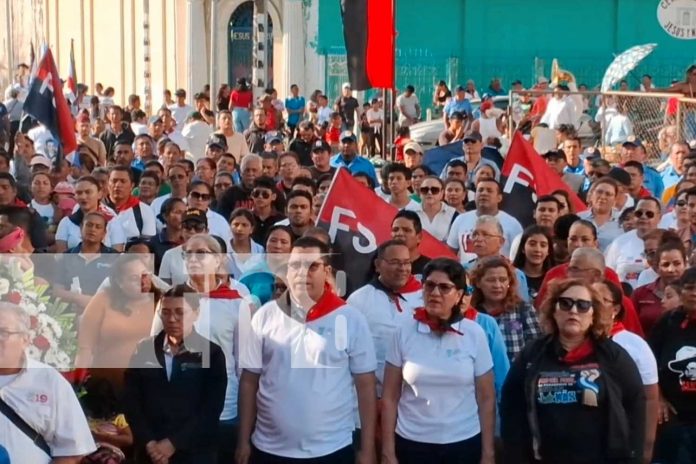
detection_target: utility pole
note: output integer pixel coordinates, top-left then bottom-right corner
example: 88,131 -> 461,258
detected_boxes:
252,0 -> 268,101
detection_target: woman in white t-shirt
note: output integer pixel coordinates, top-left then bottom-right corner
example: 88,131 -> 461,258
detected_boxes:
228,208 -> 264,279
381,258 -> 496,464
30,172 -> 59,234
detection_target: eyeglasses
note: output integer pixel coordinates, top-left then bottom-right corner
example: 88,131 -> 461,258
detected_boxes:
677,200 -> 688,207
185,249 -> 212,260
252,189 -> 271,199
189,191 -> 211,201
471,231 -> 502,240
0,328 -> 24,341
634,210 -> 656,219
169,174 -> 187,181
182,223 -> 206,232
423,280 -> 458,294
382,259 -> 411,268
556,296 -> 593,313
419,186 -> 442,195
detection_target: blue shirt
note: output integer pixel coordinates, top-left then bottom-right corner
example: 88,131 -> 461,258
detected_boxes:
330,154 -> 378,186
473,311 -> 510,398
660,165 -> 681,193
464,258 -> 530,304
643,166 -> 664,199
564,163 -> 585,175
443,98 -> 473,118
285,96 -> 306,126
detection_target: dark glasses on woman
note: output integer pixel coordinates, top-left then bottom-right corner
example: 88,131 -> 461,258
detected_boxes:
420,186 -> 441,195
252,189 -> 271,199
189,191 -> 211,201
633,210 -> 656,219
556,297 -> 593,313
423,280 -> 457,294
677,200 -> 687,207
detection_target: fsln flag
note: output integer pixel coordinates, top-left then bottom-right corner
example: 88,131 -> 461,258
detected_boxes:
23,48 -> 77,156
317,168 -> 455,293
66,39 -> 77,103
339,0 -> 395,90
501,132 -> 586,227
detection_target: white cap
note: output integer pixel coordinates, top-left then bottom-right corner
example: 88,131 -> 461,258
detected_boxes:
342,82 -> 352,90
537,76 -> 549,84
29,156 -> 51,168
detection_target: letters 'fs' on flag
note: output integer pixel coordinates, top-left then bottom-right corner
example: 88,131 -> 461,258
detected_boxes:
339,0 -> 395,91
501,132 -> 586,227
23,48 -> 77,156
317,168 -> 455,293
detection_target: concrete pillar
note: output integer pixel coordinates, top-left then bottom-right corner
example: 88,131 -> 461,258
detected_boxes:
303,0 -> 324,96
209,0 -> 219,98
281,0 -> 304,97
186,0 -> 207,96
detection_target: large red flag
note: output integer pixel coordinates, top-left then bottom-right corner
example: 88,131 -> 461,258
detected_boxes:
317,168 -> 454,293
339,0 -> 395,90
501,132 -> 586,226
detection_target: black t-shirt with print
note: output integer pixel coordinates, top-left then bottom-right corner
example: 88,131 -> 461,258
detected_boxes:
649,309 -> 696,422
334,96 -> 360,126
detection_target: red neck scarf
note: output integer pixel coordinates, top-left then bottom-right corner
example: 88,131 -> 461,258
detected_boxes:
560,338 -> 595,364
376,275 -> 422,313
610,321 -> 625,336
413,308 -> 463,335
305,283 -> 346,322
463,307 -> 478,321
680,311 -> 696,329
110,195 -> 141,214
209,284 -> 242,300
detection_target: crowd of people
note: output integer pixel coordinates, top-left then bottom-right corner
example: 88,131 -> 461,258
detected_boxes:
0,66 -> 695,464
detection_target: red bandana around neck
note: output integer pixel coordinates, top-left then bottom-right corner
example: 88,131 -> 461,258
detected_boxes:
560,338 -> 595,364
413,308 -> 463,335
398,275 -> 422,294
305,283 -> 346,322
208,284 -> 242,300
111,195 -> 141,213
610,321 -> 625,336
680,312 -> 696,329
463,307 -> 478,321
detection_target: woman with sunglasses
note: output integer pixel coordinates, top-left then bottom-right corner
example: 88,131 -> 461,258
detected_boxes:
471,256 -> 542,362
152,233 -> 250,463
76,253 -> 162,397
415,176 -> 458,241
512,225 -> 555,302
501,278 -> 646,464
187,180 -> 233,248
633,241 -> 687,336
409,165 -> 433,204
594,279 -> 660,463
659,185 -> 694,231
381,258 -> 496,464
648,267 -> 696,464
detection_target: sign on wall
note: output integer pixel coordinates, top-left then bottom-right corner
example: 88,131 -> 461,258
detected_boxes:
657,0 -> 696,39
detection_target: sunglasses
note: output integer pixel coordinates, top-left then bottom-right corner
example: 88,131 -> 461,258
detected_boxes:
556,296 -> 593,313
423,280 -> 457,294
677,200 -> 687,207
182,223 -> 206,232
252,189 -> 271,199
420,186 -> 442,195
634,210 -> 656,219
189,191 -> 211,201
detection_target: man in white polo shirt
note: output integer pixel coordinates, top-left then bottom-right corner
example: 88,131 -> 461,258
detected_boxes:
447,177 -> 522,263
105,166 -> 157,243
237,237 -> 377,464
0,303 -> 95,463
348,240 -> 422,395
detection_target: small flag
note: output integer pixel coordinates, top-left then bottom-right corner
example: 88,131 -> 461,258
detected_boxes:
66,39 -> 77,103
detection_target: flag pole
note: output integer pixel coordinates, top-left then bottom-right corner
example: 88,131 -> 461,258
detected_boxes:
389,0 -> 397,162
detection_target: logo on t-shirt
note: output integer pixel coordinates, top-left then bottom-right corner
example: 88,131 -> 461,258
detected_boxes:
537,366 -> 601,406
0,445 -> 10,464
668,346 -> 696,392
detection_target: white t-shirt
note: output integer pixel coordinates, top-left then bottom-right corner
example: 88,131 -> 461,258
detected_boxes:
158,245 -> 187,284
165,129 -> 191,155
447,210 -> 523,263
658,212 -> 678,230
317,106 -> 333,125
605,230 -> 647,288
241,299 -> 376,459
30,200 -> 55,225
182,120 -> 213,161
111,202 -> 157,240
416,202 -> 458,242
635,267 -> 659,288
612,329 -> 659,385
55,215 -> 125,249
366,108 -> 384,131
167,103 -> 194,130
396,94 -> 420,122
0,358 -> 96,463
386,317 -> 493,444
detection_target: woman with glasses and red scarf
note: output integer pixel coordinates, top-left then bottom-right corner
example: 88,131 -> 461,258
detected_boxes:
501,278 -> 646,464
381,258 -> 496,464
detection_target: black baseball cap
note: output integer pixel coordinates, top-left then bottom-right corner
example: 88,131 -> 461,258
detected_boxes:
463,132 -> 482,143
207,133 -> 228,150
182,208 -> 208,226
312,140 -> 331,153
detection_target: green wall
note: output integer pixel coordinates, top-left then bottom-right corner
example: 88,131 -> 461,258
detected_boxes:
319,0 -> 694,102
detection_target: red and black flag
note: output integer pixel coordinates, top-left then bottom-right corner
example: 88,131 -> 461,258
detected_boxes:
501,132 -> 586,227
23,48 -> 77,160
339,0 -> 395,90
317,168 -> 454,294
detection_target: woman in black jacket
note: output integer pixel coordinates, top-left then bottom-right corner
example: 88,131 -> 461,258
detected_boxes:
124,284 -> 227,464
501,278 -> 645,464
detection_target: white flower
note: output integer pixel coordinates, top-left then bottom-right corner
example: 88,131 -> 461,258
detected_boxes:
38,314 -> 63,339
0,278 -> 9,296
24,303 -> 40,317
44,348 -> 71,369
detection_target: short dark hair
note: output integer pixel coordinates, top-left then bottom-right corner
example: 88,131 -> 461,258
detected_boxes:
392,209 -> 422,234
352,172 -> 375,189
162,284 -> 201,313
623,160 -> 644,175
291,177 -> 316,193
685,187 -> 696,202
109,165 -> 135,183
384,163 -> 412,180
230,208 -> 256,228
317,173 -> 334,186
260,151 -> 278,161
376,239 -> 409,260
292,236 -> 331,264
286,189 -> 313,206
636,196 -> 662,213
536,195 -> 562,209
0,172 -> 17,189
412,165 -> 434,176
279,152 -> 301,165
253,176 -> 278,191
446,159 -> 468,173
139,171 -> 161,186
144,160 -> 165,175
475,177 -> 501,194
553,213 -> 580,240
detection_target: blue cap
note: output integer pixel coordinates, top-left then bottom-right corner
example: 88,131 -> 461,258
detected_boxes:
264,132 -> 283,145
